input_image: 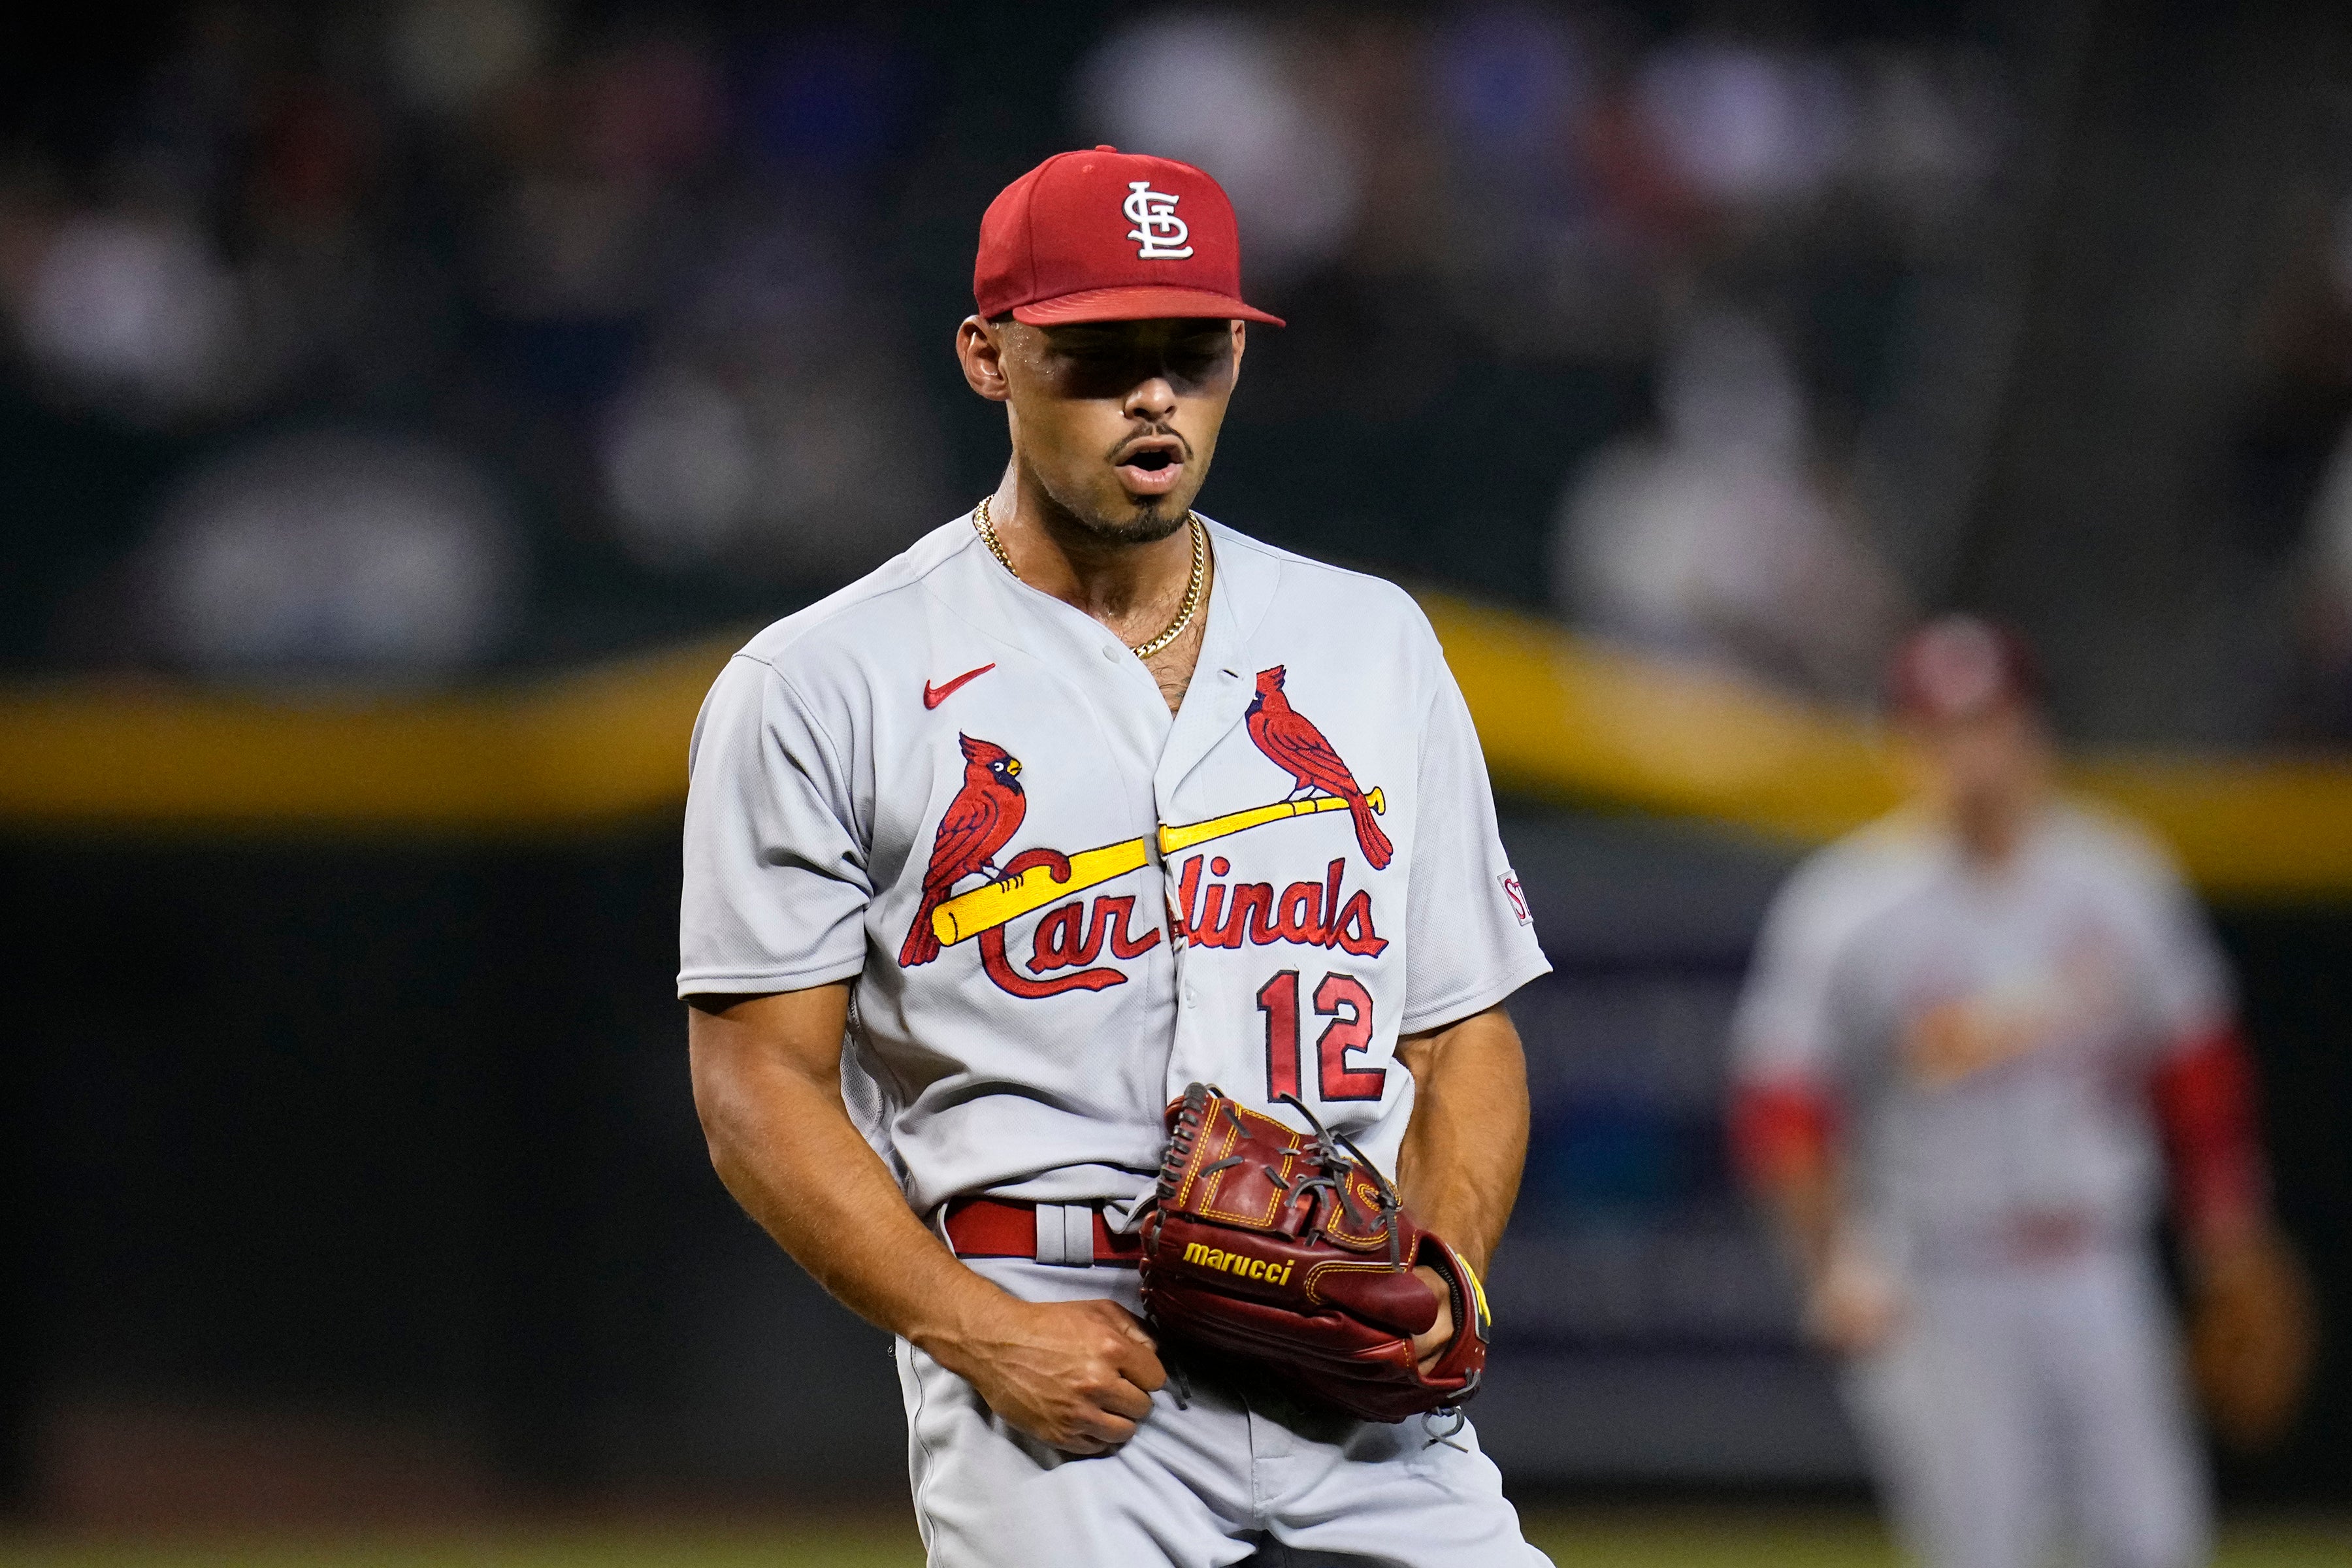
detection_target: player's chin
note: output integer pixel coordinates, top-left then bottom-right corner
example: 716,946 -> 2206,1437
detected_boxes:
1084,492 -> 1194,545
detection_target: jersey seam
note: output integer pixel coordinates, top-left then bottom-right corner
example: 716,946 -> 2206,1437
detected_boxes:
1398,664 -> 1478,1010
736,656 -> 860,816
845,983 -> 920,1141
901,1339 -> 945,1561
1415,650 -> 1446,768
912,551 -> 1066,661
1205,520 -> 1422,649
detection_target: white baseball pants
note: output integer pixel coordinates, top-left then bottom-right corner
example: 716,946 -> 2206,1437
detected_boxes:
896,1256 -> 1552,1568
1842,1247 -> 2210,1568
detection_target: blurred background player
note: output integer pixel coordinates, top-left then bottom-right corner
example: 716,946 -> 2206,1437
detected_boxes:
1728,615 -> 2314,1568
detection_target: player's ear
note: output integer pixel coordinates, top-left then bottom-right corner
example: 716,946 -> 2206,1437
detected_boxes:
1230,319 -> 1247,381
958,315 -> 1011,403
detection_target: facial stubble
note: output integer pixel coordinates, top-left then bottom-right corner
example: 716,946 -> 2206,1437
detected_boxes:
1031,436 -> 1201,548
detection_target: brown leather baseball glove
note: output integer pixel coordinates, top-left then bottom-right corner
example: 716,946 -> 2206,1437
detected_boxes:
2188,1228 -> 2317,1452
1136,1083 -> 1489,1424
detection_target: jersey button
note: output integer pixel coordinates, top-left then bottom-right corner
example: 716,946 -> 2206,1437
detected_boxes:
1102,644 -> 1121,662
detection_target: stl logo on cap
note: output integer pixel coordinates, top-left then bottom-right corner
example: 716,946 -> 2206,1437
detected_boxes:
1123,181 -> 1193,259
972,147 -> 1283,327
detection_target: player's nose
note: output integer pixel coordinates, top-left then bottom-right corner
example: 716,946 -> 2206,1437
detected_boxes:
1123,376 -> 1177,425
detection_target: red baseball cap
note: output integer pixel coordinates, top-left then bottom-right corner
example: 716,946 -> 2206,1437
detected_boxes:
973,146 -> 1284,327
1887,614 -> 2042,722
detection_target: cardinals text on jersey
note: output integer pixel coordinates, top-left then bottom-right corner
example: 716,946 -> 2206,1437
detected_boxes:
896,665 -> 1398,1001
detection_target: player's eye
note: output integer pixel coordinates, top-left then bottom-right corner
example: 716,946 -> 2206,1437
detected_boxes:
1168,342 -> 1228,381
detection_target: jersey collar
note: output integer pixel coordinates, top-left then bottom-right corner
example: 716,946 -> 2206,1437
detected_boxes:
1152,517 -> 1279,800
915,508 -> 1283,798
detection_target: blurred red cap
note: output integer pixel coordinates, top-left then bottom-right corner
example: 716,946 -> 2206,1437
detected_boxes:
973,146 -> 1284,327
1887,615 -> 2042,722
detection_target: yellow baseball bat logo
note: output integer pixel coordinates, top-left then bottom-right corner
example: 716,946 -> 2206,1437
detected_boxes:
930,787 -> 1384,946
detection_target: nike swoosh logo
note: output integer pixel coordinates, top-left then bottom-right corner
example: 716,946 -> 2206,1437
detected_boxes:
923,663 -> 996,710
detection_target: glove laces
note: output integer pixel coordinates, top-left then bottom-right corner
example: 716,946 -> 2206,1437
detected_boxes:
1277,1092 -> 1404,1262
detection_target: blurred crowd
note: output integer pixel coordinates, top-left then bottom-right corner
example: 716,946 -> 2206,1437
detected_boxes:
10,2 -> 2342,736
2236,196 -> 2352,740
0,1 -> 2004,696
1080,8 -> 2000,700
3,3 -> 960,677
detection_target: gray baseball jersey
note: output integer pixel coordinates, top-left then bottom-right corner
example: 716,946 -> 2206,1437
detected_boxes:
1729,802 -> 2231,1264
678,512 -> 1550,1220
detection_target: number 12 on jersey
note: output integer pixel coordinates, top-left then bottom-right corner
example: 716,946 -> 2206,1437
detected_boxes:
1256,970 -> 1384,1103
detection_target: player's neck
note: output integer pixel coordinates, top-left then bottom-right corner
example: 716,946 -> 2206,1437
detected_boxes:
1950,791 -> 2042,869
985,470 -> 1198,629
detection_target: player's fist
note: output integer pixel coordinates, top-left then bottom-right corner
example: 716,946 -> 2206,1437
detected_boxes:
940,1296 -> 1168,1455
2188,1225 -> 2315,1451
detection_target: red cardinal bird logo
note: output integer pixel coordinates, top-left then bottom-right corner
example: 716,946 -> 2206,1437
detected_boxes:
899,734 -> 1027,967
1245,666 -> 1393,870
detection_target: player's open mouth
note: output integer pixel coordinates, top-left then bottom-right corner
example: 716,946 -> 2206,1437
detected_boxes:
1114,438 -> 1186,497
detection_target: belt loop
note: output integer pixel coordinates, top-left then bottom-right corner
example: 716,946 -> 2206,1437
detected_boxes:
1035,1203 -> 1092,1267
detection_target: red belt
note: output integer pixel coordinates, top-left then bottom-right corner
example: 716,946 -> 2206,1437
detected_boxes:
943,1197 -> 1143,1267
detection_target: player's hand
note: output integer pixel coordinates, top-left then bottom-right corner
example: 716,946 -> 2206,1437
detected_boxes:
942,1296 -> 1167,1454
2186,1222 -> 2315,1450
1410,1264 -> 1456,1373
1805,1249 -> 1904,1357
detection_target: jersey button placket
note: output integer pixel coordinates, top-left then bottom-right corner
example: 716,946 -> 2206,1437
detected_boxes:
1169,849 -> 1196,1006
1157,792 -> 1205,1101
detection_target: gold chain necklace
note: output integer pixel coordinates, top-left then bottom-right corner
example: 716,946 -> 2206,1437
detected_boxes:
972,496 -> 1207,662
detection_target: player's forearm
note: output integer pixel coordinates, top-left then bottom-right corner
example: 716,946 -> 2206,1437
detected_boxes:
1392,1005 -> 1528,1275
687,999 -> 1007,1355
1756,1164 -> 1844,1284
1727,1080 -> 1848,1282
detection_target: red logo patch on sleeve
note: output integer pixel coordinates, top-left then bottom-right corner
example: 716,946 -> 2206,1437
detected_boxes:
1500,872 -> 1530,926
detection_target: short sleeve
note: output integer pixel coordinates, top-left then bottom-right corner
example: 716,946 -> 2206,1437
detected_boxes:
678,654 -> 872,996
1729,866 -> 1855,1087
2104,831 -> 2234,1052
1399,653 -> 1552,1034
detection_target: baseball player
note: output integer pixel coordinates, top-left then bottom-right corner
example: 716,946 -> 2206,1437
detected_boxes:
679,148 -> 1554,1565
1729,616 -> 2311,1568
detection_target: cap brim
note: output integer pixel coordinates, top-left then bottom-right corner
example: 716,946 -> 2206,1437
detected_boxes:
1011,285 -> 1284,327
